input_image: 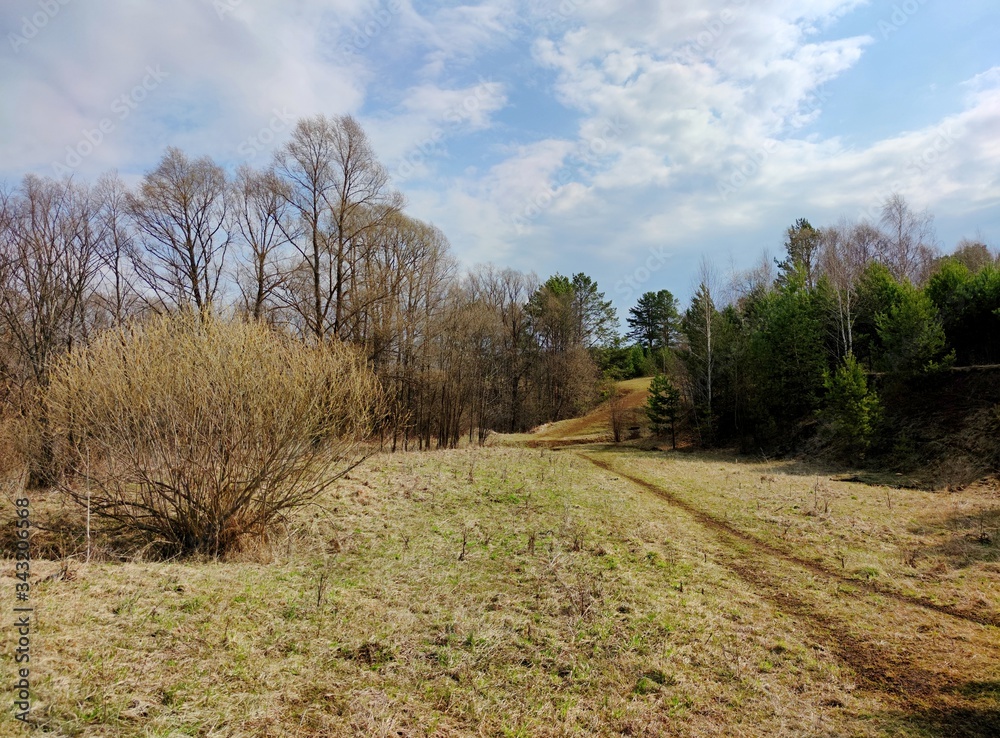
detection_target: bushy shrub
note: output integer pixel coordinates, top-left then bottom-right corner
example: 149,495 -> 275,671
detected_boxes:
47,312 -> 384,558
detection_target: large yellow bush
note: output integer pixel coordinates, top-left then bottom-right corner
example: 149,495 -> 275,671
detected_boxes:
47,312 -> 383,557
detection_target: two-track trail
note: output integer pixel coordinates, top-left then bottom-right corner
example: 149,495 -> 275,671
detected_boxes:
578,450 -> 1000,736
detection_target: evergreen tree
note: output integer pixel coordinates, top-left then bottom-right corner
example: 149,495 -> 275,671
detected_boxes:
926,260 -> 1000,365
626,289 -> 679,352
570,273 -> 619,349
775,218 -> 821,289
646,373 -> 682,449
875,282 -> 953,375
747,276 -> 828,442
819,354 -> 881,458
680,281 -> 720,441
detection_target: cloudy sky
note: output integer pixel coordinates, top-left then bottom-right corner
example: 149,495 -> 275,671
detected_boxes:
2,0 -> 999,312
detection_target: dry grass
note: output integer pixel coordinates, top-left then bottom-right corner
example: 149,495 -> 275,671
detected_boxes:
529,377 -> 652,443
596,448 -> 1000,626
0,444 -> 997,736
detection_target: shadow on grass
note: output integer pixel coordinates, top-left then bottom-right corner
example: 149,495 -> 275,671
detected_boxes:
914,507 -> 1000,569
612,444 -> 870,483
887,682 -> 1000,737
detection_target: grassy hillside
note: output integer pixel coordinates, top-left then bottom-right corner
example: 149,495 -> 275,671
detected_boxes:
528,377 -> 652,445
3,444 -> 999,736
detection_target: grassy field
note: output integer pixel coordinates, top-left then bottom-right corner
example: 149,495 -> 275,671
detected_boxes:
2,438 -> 999,736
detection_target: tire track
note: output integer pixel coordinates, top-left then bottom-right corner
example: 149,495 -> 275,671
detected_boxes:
580,452 -> 1000,629
579,451 -> 1000,720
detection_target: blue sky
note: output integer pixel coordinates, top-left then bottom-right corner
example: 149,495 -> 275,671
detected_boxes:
2,0 -> 999,316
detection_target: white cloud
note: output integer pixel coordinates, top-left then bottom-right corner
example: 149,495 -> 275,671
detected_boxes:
2,0 -> 998,310
401,0 -> 1000,299
0,0 -> 368,176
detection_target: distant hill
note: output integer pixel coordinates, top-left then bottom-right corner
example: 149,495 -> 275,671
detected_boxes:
529,377 -> 652,445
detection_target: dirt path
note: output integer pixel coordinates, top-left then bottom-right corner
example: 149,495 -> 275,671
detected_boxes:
579,450 -> 1000,735
583,452 -> 999,628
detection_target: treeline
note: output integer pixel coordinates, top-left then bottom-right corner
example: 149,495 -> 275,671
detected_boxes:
3,112 -> 998,486
0,114 -> 619,487
629,209 -> 1000,457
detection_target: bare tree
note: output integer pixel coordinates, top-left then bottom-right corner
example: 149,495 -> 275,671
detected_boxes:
950,236 -> 996,272
93,171 -> 142,327
729,250 -> 775,305
274,115 -> 403,341
818,219 -> 880,359
879,193 -> 938,284
128,147 -> 230,311
467,265 -> 537,432
229,165 -> 294,322
606,383 -> 629,443
0,176 -> 102,485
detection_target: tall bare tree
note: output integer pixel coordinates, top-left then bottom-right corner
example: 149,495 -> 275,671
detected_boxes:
128,147 -> 230,311
274,115 -> 403,340
467,266 -> 536,432
819,219 -> 880,359
0,176 -> 102,485
93,171 -> 142,327
879,193 -> 938,285
229,165 -> 294,322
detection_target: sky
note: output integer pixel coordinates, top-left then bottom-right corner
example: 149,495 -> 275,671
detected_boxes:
2,0 -> 999,316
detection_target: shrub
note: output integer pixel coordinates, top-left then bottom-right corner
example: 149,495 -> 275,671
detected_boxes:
47,312 -> 384,558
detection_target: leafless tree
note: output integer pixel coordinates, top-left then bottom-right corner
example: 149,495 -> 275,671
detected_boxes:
93,171 -> 142,327
229,165 -> 295,322
128,147 -> 230,311
879,193 -> 938,284
950,236 -> 996,272
274,115 -> 404,341
818,220 -> 872,358
467,265 -> 537,432
0,176 -> 102,485
729,250 -> 775,305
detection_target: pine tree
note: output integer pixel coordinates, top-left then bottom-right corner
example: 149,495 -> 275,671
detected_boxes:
626,290 -> 679,352
819,354 -> 881,457
646,373 -> 682,449
775,218 -> 820,289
